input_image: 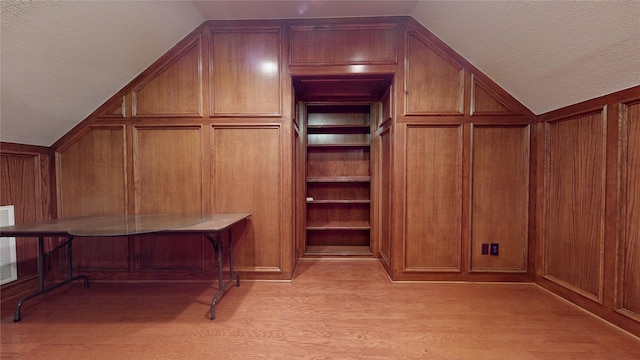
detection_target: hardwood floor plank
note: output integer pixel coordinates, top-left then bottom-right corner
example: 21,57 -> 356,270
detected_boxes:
2,259 -> 638,359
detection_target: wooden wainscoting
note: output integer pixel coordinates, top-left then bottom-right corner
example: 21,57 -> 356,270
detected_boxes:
0,143 -> 54,296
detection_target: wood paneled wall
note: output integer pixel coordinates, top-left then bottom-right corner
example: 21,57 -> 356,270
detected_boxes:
1,15 -> 637,336
1,17 -> 536,284
543,111 -> 607,301
0,143 -> 54,296
537,85 -> 640,337
384,18 -> 535,282
619,101 -> 640,322
57,127 -> 128,271
50,21 -> 295,281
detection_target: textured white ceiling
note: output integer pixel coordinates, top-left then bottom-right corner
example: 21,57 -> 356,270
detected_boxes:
1,1 -> 639,146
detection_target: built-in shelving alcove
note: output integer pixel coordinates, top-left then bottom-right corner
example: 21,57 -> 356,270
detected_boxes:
293,75 -> 393,256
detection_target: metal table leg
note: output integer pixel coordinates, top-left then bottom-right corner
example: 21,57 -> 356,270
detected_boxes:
207,228 -> 239,320
14,236 -> 89,322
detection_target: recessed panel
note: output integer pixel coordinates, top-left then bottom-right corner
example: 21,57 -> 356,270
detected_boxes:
404,125 -> 462,271
619,101 -> 640,319
470,125 -> 529,272
405,33 -> 464,115
133,39 -> 202,117
211,29 -> 281,115
58,127 -> 128,270
544,111 -> 606,302
134,126 -> 204,271
213,126 -> 281,270
290,24 -> 397,65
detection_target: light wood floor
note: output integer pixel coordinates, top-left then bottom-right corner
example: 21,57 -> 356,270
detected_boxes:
1,259 -> 639,359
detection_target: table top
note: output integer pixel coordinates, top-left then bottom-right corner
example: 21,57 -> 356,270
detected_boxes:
0,213 -> 251,237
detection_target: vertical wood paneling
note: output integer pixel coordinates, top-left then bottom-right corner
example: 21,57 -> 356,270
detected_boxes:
405,125 -> 462,271
405,33 -> 464,115
294,124 -> 305,258
1,152 -> 40,277
57,128 -> 128,270
378,127 -> 392,266
470,125 -> 529,272
213,126 -> 281,271
544,112 -> 606,302
211,29 -> 281,115
618,101 -> 640,319
133,127 -> 204,271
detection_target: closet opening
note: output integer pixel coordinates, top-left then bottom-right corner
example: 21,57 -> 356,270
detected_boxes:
293,75 -> 392,257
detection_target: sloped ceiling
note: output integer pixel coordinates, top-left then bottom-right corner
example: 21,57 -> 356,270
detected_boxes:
1,1 -> 639,146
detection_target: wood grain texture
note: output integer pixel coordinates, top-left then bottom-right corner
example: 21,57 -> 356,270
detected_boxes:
405,32 -> 464,115
471,76 -> 519,116
58,128 -> 126,217
212,126 -> 282,271
133,126 -> 204,271
543,112 -> 606,302
405,125 -> 462,271
133,37 -> 202,117
211,29 -> 281,115
290,24 -> 397,65
304,107 -> 372,252
57,127 -> 128,271
378,127 -> 393,267
2,260 -> 639,359
619,101 -> 640,319
294,123 -> 305,259
1,151 -> 41,278
306,149 -> 370,178
470,125 -> 529,272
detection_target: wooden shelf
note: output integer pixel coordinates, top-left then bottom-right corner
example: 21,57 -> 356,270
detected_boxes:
307,176 -> 370,183
307,220 -> 370,230
304,104 -> 373,256
307,143 -> 370,148
305,245 -> 372,256
307,199 -> 370,204
307,124 -> 370,134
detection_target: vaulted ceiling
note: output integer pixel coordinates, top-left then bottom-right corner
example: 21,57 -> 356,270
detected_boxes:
2,1 -> 639,146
